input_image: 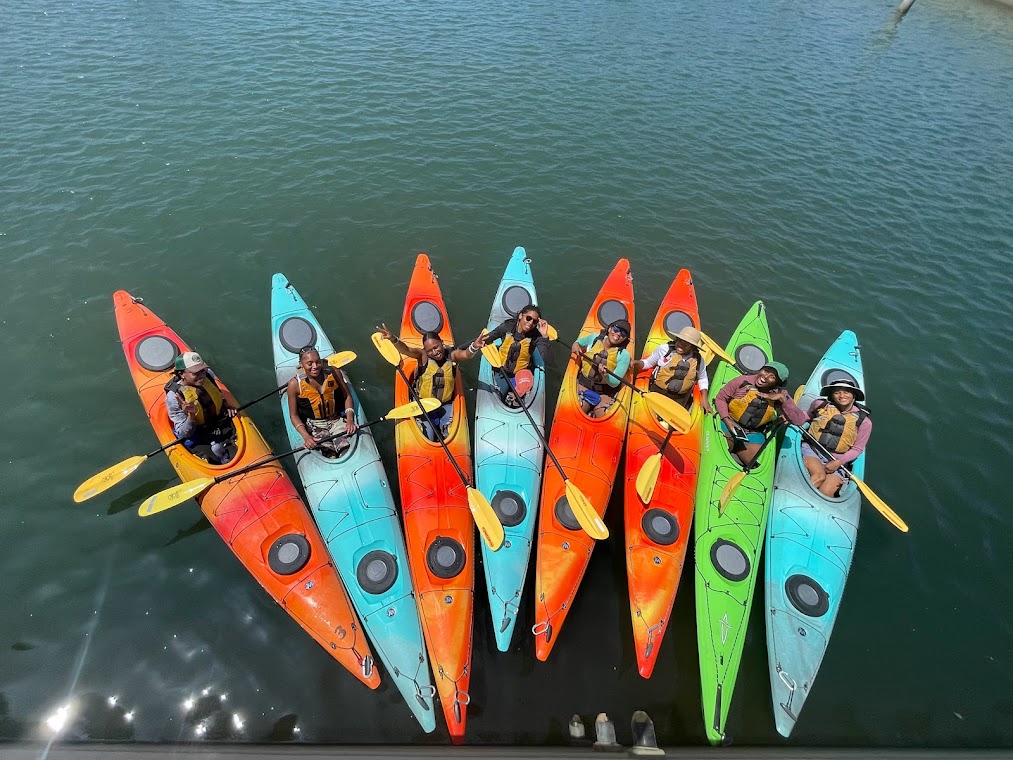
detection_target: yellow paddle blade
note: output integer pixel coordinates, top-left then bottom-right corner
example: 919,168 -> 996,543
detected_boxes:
700,331 -> 734,365
73,455 -> 147,503
481,342 -> 503,368
327,350 -> 357,369
386,398 -> 442,419
793,384 -> 805,404
643,392 -> 692,434
564,480 -> 609,540
370,331 -> 403,366
635,452 -> 663,504
137,477 -> 214,517
546,324 -> 558,341
719,471 -> 748,513
467,487 -> 505,550
853,475 -> 909,533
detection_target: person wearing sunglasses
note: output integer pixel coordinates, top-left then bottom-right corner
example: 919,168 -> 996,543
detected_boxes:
573,319 -> 633,418
481,304 -> 552,408
376,322 -> 486,441
286,346 -> 357,459
632,325 -> 713,415
164,351 -> 238,464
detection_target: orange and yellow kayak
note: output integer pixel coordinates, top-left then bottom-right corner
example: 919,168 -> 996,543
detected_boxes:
622,269 -> 704,679
532,259 -> 635,661
113,291 -> 378,689
392,255 -> 474,743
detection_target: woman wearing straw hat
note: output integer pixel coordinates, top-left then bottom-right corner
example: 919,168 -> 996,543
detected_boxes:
632,325 -> 714,415
801,378 -> 873,497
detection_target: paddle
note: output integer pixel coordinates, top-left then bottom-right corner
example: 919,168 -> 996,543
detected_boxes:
795,425 -> 909,533
634,426 -> 676,504
137,398 -> 439,516
371,332 -> 505,551
699,332 -> 734,366
481,342 -> 608,540
717,419 -> 786,512
74,351 -> 357,503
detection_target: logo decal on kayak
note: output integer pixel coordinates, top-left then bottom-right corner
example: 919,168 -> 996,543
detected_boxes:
719,613 -> 732,645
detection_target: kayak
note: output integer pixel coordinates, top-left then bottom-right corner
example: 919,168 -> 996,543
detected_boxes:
765,330 -> 866,737
113,290 -> 378,689
532,259 -> 635,661
474,247 -> 547,652
622,269 -> 705,679
391,254 -> 474,743
694,300 -> 775,745
269,274 -> 436,732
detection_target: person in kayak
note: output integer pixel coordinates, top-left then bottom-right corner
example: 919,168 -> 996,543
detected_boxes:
286,346 -> 358,459
632,325 -> 714,415
714,361 -> 807,466
801,378 -> 872,497
483,304 -> 552,408
164,351 -> 238,465
573,318 -> 633,418
376,323 -> 485,441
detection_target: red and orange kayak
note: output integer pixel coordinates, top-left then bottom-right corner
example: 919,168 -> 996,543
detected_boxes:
532,259 -> 635,661
113,291 -> 378,689
622,269 -> 705,679
392,255 -> 474,743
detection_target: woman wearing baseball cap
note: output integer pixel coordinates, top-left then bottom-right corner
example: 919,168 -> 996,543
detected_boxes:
163,351 -> 238,464
801,378 -> 872,497
573,318 -> 633,418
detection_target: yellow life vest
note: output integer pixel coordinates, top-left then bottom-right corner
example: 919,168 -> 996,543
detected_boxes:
577,335 -> 621,391
727,382 -> 777,430
166,375 -> 225,427
652,347 -> 699,397
415,354 -> 455,403
808,401 -> 869,454
498,333 -> 533,375
296,368 -> 346,421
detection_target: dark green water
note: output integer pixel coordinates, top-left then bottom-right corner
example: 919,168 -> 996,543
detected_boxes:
2,0 -> 1012,747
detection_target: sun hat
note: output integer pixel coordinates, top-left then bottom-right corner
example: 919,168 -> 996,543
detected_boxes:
760,361 -> 789,385
174,351 -> 209,374
820,378 -> 865,402
671,326 -> 702,348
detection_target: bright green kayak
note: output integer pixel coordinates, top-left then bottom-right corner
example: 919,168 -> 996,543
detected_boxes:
694,300 -> 776,745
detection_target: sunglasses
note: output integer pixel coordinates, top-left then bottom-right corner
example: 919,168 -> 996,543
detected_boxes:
519,314 -> 538,322
609,325 -> 629,338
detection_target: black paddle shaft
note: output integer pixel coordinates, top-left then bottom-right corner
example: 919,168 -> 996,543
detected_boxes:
550,337 -> 637,394
489,363 -> 568,479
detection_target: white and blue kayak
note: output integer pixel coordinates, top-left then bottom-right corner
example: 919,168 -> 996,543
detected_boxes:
474,247 -> 547,651
270,273 -> 436,732
764,329 -> 866,737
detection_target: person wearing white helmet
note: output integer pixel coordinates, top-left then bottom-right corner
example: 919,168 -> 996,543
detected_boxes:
802,378 -> 873,497
164,351 -> 238,464
632,325 -> 714,415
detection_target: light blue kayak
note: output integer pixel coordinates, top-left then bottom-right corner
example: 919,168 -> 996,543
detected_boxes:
474,247 -> 547,651
270,273 -> 436,733
764,330 -> 867,737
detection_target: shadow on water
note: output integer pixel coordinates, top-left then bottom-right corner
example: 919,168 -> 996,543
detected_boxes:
260,713 -> 301,742
0,693 -> 25,740
163,515 -> 212,547
107,479 -> 171,516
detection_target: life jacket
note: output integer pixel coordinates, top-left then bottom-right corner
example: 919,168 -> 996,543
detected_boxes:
498,331 -> 533,375
415,353 -> 455,403
165,373 -> 225,427
727,380 -> 777,430
295,367 -> 346,421
807,400 -> 870,454
577,332 -> 622,392
651,345 -> 699,397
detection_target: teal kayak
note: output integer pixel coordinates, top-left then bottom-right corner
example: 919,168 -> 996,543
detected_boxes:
270,273 -> 436,732
765,330 -> 866,737
474,247 -> 547,651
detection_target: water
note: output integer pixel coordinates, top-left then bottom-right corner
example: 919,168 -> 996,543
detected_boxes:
2,0 -> 1012,747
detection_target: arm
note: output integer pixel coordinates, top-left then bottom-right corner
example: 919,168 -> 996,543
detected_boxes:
166,391 -> 197,439
377,322 -> 423,360
335,370 -> 357,434
696,356 -> 713,414
635,345 -> 664,375
286,378 -> 317,448
714,376 -> 746,421
778,392 -> 810,427
836,415 -> 872,466
450,336 -> 483,363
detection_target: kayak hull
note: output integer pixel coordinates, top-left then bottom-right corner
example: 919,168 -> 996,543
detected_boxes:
113,290 -> 378,689
270,274 -> 435,732
533,259 -> 635,662
392,254 -> 474,743
693,301 -> 774,745
474,247 -> 547,652
623,269 -> 703,679
765,330 -> 866,737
